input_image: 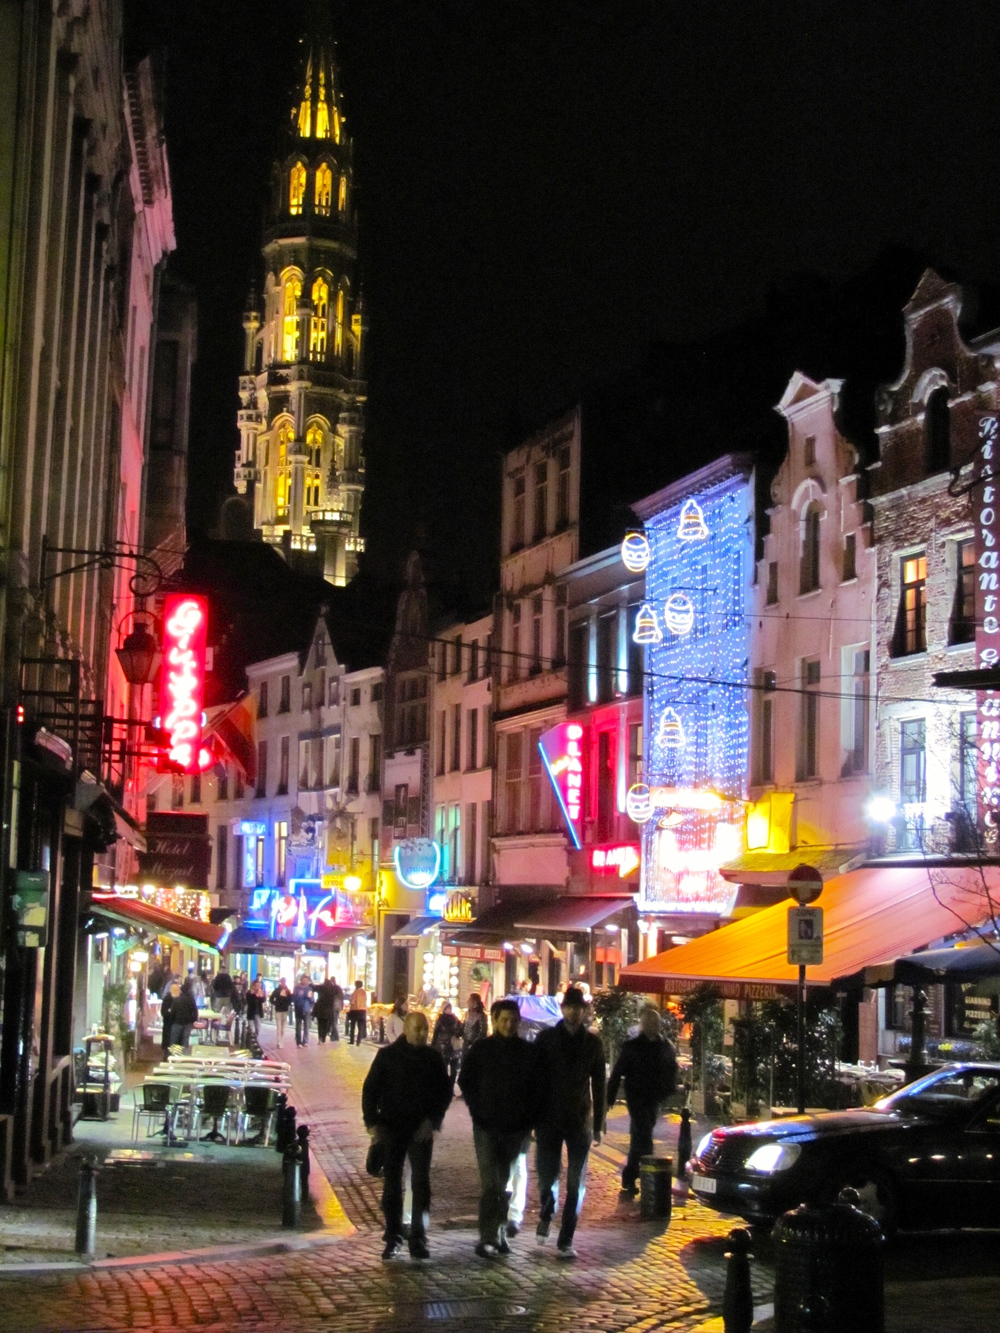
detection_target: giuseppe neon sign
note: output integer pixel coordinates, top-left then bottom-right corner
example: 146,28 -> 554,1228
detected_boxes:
538,721 -> 586,849
161,594 -> 209,774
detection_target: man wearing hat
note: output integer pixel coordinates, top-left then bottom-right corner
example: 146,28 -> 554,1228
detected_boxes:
533,986 -> 606,1259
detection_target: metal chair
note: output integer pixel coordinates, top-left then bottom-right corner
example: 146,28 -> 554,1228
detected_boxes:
236,1084 -> 279,1146
131,1082 -> 174,1141
194,1083 -> 236,1143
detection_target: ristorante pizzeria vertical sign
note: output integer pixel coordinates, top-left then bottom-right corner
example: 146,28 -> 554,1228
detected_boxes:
976,414 -> 1000,849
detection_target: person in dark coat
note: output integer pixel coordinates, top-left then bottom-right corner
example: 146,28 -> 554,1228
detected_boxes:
458,999 -> 542,1257
329,977 -> 345,1041
245,980 -> 266,1041
160,981 -> 180,1056
533,986 -> 607,1259
292,975 -> 314,1046
313,978 -> 337,1042
431,1001 -> 463,1090
169,980 -> 199,1048
362,1011 -> 452,1261
607,1005 -> 678,1194
210,966 -> 235,1015
461,993 -> 488,1063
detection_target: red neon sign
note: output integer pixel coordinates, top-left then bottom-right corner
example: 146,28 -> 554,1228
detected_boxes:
539,721 -> 586,849
591,844 -> 641,878
161,593 -> 209,774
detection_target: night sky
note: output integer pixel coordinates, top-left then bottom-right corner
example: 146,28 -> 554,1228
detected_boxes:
136,0 -> 1000,612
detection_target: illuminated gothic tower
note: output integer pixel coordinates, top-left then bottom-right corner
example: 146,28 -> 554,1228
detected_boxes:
234,5 -> 367,585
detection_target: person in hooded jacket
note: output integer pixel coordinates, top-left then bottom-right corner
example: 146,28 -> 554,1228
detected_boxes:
607,1005 -> 678,1193
458,999 -> 542,1257
362,1012 -> 452,1261
169,980 -> 199,1048
313,978 -> 337,1042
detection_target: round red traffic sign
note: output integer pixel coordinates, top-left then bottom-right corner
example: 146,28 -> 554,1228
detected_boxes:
786,864 -> 824,905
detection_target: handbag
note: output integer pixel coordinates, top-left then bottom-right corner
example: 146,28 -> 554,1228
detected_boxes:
365,1138 -> 385,1177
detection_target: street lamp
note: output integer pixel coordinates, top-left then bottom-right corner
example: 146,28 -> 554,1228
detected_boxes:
114,621 -> 160,687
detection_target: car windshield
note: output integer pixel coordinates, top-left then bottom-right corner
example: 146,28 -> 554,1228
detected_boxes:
875,1067 -> 1000,1118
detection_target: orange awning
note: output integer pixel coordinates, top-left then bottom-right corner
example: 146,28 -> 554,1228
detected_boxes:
90,894 -> 225,952
619,865 -> 998,1000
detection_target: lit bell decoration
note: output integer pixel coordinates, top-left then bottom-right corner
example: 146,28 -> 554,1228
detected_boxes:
620,530 -> 651,574
657,706 -> 686,749
663,592 -> 695,636
625,782 -> 653,824
677,497 -> 709,542
633,602 -> 662,644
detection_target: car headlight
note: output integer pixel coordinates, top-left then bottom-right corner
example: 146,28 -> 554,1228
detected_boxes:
695,1132 -> 714,1159
744,1142 -> 802,1174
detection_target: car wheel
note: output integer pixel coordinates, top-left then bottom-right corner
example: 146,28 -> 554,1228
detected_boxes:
847,1173 -> 898,1239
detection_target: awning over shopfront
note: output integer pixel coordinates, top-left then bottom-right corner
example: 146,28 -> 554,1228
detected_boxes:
618,865 -> 1000,1000
513,896 -> 632,934
846,941 -> 1000,990
391,916 -> 444,947
719,846 -> 865,887
225,925 -> 299,955
89,893 -> 225,953
439,900 -> 524,945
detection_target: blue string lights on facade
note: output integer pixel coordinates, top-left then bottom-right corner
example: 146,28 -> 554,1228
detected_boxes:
632,457 -> 754,917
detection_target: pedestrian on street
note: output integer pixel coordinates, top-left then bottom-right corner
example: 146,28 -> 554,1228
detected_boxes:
246,979 -> 266,1041
362,1011 -> 452,1261
458,999 -> 542,1258
461,993 -> 488,1063
160,980 -> 180,1056
385,995 -> 408,1043
211,965 -> 235,1017
533,986 -> 607,1259
347,980 -> 368,1045
169,979 -> 199,1049
314,977 -> 337,1043
271,979 -> 293,1048
329,977 -> 345,1040
293,974 -> 315,1046
187,962 -> 206,1007
431,1001 -> 463,1091
607,1004 -> 679,1195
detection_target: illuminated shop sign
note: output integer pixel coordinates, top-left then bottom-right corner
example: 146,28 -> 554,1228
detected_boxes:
247,879 -> 369,941
590,844 -> 640,878
444,892 -> 473,923
161,594 -> 210,774
425,890 -> 447,917
237,821 -> 267,837
976,413 -> 1000,849
394,838 -> 442,890
538,721 -> 586,850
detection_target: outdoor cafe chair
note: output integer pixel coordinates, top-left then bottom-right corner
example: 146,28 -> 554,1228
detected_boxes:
193,1082 -> 237,1144
235,1084 -> 279,1146
132,1082 -> 177,1141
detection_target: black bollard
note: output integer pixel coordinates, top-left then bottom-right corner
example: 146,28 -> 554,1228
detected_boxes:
296,1124 -> 310,1198
74,1157 -> 98,1258
677,1106 -> 693,1179
282,1143 -> 301,1227
273,1092 -> 288,1152
722,1227 -> 754,1333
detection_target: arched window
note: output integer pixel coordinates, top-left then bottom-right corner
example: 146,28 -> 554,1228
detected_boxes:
298,62 -> 312,137
306,422 -> 324,469
315,69 -> 330,139
289,162 -> 307,215
315,164 -> 332,215
334,107 -> 341,144
310,277 -> 328,358
926,386 -> 950,473
306,473 -> 322,508
281,272 -> 302,362
275,420 -> 294,521
334,287 -> 345,357
338,174 -> 347,213
799,501 -> 821,594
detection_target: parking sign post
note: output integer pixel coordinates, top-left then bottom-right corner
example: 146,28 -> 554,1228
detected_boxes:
786,866 -> 824,1115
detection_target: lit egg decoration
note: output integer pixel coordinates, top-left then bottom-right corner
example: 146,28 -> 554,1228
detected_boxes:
625,782 -> 653,824
621,531 -> 651,574
657,706 -> 686,749
633,603 -> 662,644
677,498 -> 709,542
663,592 -> 695,636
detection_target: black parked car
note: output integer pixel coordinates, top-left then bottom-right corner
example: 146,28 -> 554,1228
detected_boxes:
689,1064 -> 1000,1234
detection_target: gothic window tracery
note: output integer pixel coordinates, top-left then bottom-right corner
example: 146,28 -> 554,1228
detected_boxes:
306,422 -> 324,468
310,277 -> 329,358
289,161 -> 307,215
281,271 -> 302,361
315,164 -> 333,214
316,69 -> 330,138
335,287 -> 345,357
338,174 -> 347,213
275,419 -> 294,521
298,63 -> 312,137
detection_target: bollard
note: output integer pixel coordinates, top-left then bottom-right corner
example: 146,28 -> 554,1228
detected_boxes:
74,1157 -> 98,1258
276,1102 -> 296,1154
378,1016 -> 386,1044
676,1106 -> 693,1178
273,1092 -> 288,1152
296,1124 -> 310,1198
638,1154 -> 672,1221
722,1227 -> 754,1333
773,1188 -> 884,1333
282,1143 -> 301,1228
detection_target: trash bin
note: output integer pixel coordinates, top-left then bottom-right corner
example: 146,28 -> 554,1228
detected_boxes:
773,1188 -> 884,1333
639,1155 -> 672,1221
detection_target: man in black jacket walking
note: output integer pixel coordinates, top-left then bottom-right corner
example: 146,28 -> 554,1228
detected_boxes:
607,1005 -> 678,1194
533,987 -> 606,1259
362,1011 -> 452,1260
458,999 -> 541,1258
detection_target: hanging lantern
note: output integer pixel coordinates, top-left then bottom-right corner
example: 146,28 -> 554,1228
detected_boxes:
677,498 -> 709,542
657,706 -> 686,749
625,782 -> 653,824
663,592 -> 695,636
632,603 -> 662,644
620,531 -> 651,574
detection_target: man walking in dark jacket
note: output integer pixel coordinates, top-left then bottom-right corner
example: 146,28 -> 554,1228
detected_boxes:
607,1005 -> 678,1194
533,987 -> 606,1259
459,999 -> 541,1258
362,1011 -> 452,1261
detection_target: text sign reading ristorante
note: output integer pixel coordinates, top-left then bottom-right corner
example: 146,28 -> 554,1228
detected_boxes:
161,595 -> 208,774
976,415 -> 1000,849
